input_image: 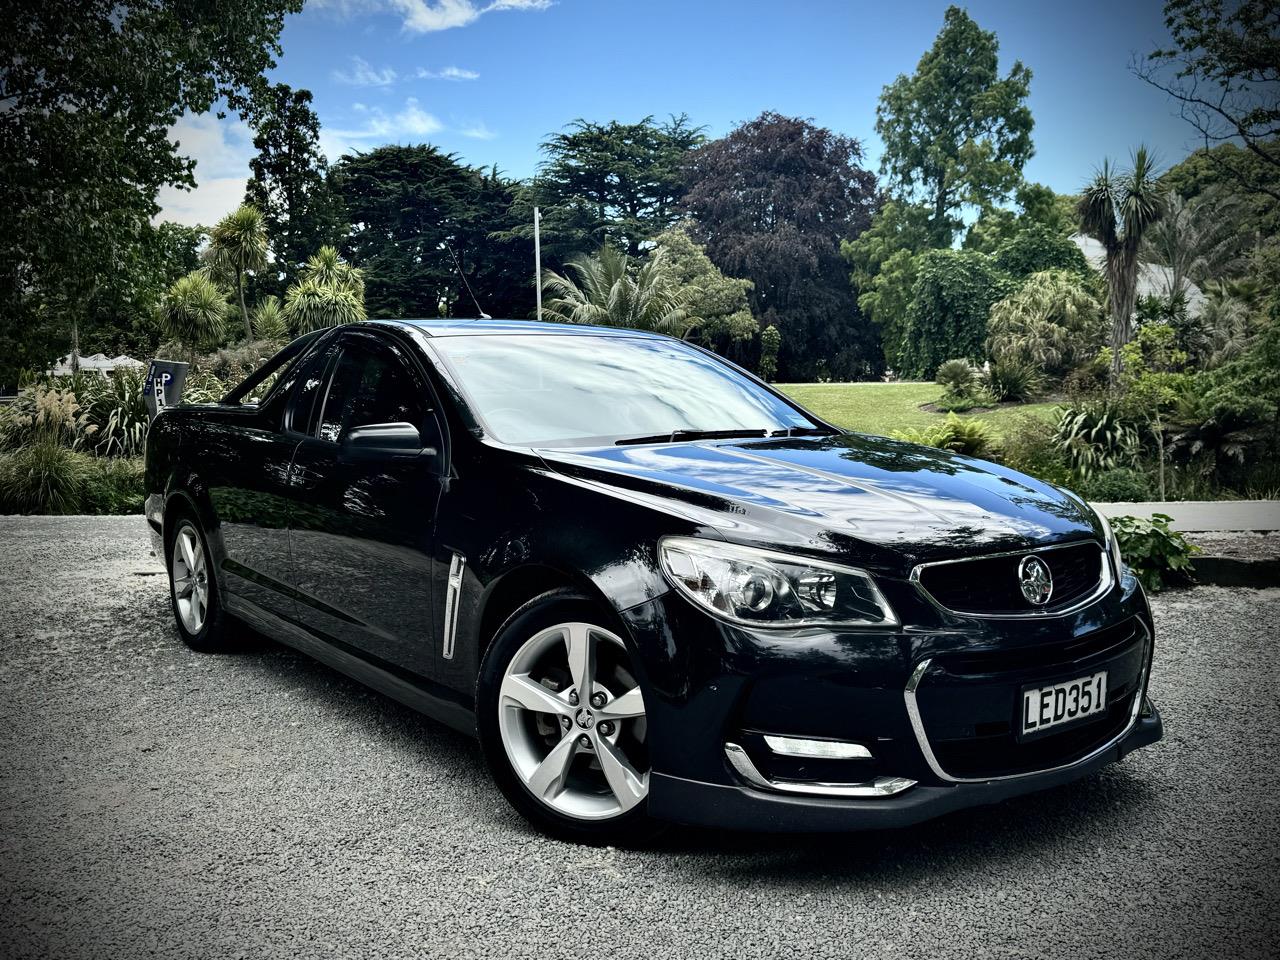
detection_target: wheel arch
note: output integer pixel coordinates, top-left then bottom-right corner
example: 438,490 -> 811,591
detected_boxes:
161,475 -> 229,593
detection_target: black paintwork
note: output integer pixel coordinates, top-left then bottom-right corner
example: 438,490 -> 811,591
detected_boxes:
144,319 -> 1161,831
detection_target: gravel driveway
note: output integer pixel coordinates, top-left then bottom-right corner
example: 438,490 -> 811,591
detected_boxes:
2,516 -> 1278,960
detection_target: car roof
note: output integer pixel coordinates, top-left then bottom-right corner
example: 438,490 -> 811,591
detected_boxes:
366,318 -> 671,340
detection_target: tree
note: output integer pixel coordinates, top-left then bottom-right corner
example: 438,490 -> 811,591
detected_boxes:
300,246 -> 365,301
157,272 -> 230,363
1078,147 -> 1166,384
1158,141 -> 1280,240
987,270 -> 1106,376
282,245 -> 366,334
758,325 -> 781,382
1141,188 -> 1250,301
541,245 -> 696,337
993,223 -> 1094,280
1135,0 -> 1280,201
842,201 -> 934,371
331,146 -> 532,320
964,182 -> 1079,252
899,249 -> 1013,378
652,225 -> 755,354
283,279 -> 364,334
251,296 -> 287,341
0,0 -> 301,380
682,112 -> 879,380
876,5 -> 1034,245
516,116 -> 706,260
245,83 -> 343,289
209,204 -> 269,341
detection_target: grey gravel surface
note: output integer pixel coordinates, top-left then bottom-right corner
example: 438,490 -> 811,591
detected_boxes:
2,515 -> 1278,960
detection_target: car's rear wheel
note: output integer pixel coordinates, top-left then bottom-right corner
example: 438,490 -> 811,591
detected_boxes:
166,513 -> 232,652
477,591 -> 660,844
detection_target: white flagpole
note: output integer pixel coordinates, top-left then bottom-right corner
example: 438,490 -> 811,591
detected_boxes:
534,206 -> 543,323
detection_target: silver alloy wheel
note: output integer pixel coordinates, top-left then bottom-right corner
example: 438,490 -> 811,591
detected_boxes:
171,522 -> 209,635
498,621 -> 649,820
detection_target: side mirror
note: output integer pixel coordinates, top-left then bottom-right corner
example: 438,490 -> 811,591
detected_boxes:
341,422 -> 436,460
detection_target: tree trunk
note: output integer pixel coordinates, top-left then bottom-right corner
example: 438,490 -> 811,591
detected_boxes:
237,267 -> 252,341
70,316 -> 80,376
1155,417 -> 1166,502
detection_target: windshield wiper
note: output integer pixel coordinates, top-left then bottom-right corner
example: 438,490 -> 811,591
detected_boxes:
768,426 -> 837,437
615,428 -> 770,446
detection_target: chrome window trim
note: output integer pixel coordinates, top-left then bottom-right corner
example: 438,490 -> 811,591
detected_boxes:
441,552 -> 466,660
909,539 -> 1114,620
723,743 -> 917,798
902,620 -> 1151,784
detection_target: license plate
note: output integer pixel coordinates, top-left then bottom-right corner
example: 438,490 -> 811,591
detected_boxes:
1021,671 -> 1107,737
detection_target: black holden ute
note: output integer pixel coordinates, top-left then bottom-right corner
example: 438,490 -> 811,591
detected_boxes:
144,319 -> 1162,843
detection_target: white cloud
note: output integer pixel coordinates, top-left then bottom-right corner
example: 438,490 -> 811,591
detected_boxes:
154,113 -> 255,227
322,0 -> 551,33
460,121 -> 497,140
416,65 -> 480,81
322,97 -> 446,161
332,56 -> 398,87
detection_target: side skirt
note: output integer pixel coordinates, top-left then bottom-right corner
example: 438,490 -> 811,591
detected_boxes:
225,594 -> 477,738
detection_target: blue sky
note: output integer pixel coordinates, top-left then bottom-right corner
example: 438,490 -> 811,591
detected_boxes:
158,0 -> 1195,226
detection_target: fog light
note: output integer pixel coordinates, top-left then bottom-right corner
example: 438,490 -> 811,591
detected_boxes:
762,735 -> 872,760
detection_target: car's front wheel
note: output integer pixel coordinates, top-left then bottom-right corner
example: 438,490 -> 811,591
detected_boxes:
477,591 -> 659,844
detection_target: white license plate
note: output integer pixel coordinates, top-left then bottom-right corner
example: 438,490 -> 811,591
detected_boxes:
1021,671 -> 1108,737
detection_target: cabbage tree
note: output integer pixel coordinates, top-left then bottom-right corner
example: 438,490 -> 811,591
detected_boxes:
1077,148 -> 1164,384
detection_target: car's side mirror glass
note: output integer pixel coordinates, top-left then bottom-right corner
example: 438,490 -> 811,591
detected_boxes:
340,422 -> 436,459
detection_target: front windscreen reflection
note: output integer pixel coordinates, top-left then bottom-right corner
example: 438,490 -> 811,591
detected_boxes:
429,334 -> 820,446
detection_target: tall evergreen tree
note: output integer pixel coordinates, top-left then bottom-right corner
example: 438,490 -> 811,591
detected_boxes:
245,83 -> 343,291
515,115 -> 706,261
876,5 -> 1034,245
331,146 -> 533,320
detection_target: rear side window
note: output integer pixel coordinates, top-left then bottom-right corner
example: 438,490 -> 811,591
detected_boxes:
316,339 -> 427,444
283,346 -> 336,437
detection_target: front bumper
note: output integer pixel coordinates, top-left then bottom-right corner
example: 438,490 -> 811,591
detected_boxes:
620,568 -> 1163,832
649,709 -> 1162,832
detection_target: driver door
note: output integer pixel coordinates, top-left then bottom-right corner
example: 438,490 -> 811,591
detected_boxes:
287,331 -> 446,675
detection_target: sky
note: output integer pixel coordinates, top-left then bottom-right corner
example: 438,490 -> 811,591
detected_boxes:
156,0 -> 1197,227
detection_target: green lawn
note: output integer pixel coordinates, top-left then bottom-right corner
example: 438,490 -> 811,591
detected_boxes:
776,381 -> 1059,440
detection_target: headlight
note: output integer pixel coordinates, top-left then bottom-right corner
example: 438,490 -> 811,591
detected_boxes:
658,537 -> 898,628
1098,512 -> 1125,577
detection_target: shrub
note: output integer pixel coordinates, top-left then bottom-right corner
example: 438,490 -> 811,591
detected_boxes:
1109,513 -> 1199,592
1053,402 -> 1139,477
998,415 -> 1073,485
199,339 -> 280,384
934,389 -> 995,413
0,443 -> 89,514
76,369 -> 149,458
983,358 -> 1043,402
181,370 -> 232,405
82,457 -> 145,514
1078,468 -> 1152,503
986,269 -> 1105,376
935,358 -> 978,394
894,414 -> 995,459
0,383 -> 84,450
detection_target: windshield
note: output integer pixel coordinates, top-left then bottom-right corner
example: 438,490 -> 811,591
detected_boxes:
428,333 -> 825,446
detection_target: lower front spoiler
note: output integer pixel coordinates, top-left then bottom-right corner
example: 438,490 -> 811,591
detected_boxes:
647,708 -> 1163,833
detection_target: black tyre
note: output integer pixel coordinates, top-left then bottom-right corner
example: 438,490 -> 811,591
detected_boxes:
477,590 -> 662,845
165,511 -> 233,653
